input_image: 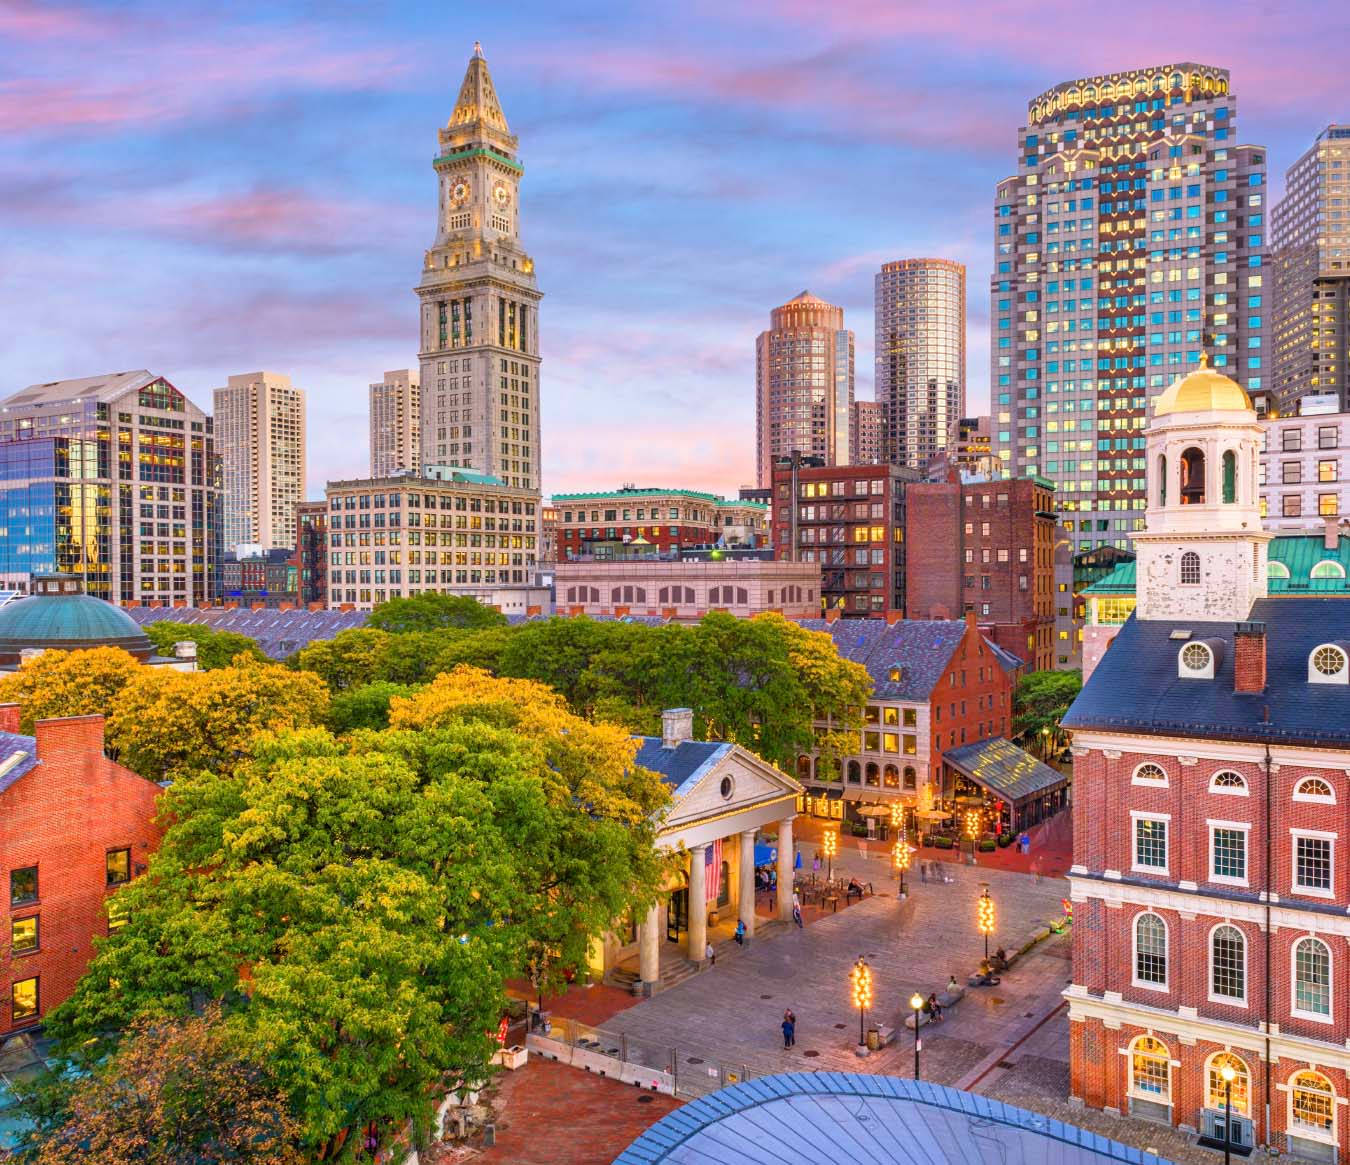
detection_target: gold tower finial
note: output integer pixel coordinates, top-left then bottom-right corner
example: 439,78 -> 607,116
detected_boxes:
1198,350 -> 1210,369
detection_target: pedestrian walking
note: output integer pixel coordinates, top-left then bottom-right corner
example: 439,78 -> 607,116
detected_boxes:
706,941 -> 715,965
781,1010 -> 796,1049
791,890 -> 803,928
734,919 -> 746,946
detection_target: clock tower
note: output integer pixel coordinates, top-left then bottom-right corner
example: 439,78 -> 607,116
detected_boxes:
416,43 -> 541,495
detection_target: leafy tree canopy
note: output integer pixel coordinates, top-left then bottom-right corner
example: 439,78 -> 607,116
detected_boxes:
50,669 -> 668,1158
0,646 -> 142,732
143,621 -> 266,670
328,680 -> 418,734
367,592 -> 508,634
1011,669 -> 1082,748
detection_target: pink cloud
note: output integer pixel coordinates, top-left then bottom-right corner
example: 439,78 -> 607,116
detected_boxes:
0,0 -> 106,39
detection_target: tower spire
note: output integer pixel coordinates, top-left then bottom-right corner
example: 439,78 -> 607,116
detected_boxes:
450,42 -> 509,135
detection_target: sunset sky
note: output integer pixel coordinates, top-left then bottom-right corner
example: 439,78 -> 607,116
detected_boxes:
2,0 -> 1346,497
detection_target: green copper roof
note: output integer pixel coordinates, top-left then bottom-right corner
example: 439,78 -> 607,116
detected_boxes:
0,588 -> 150,654
1083,534 -> 1350,597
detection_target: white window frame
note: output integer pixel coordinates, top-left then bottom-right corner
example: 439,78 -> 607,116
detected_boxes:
1290,935 -> 1334,1025
1287,1071 -> 1338,1145
1209,769 -> 1249,797
1208,922 -> 1248,1007
1127,1035 -> 1173,1104
1208,819 -> 1251,887
1294,776 -> 1336,805
1131,911 -> 1169,992
1131,811 -> 1170,875
1291,829 -> 1337,900
1132,761 -> 1169,787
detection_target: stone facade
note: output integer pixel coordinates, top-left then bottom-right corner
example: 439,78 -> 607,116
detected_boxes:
554,559 -> 820,621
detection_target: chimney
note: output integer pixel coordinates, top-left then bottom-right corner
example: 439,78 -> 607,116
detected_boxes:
1325,516 -> 1341,552
885,610 -> 905,626
1234,621 -> 1267,694
173,640 -> 198,664
0,703 -> 19,734
661,707 -> 694,749
35,714 -> 106,760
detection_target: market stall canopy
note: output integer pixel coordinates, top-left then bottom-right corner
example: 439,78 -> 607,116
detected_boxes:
854,804 -> 893,817
942,737 -> 1068,810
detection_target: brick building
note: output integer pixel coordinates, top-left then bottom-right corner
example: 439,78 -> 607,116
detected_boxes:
905,475 -> 1058,671
1,710 -> 162,1036
552,488 -> 765,559
292,499 -> 328,606
1063,361 -> 1350,1160
770,458 -> 918,617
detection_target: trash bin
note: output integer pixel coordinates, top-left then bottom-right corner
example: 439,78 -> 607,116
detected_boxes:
866,1026 -> 881,1052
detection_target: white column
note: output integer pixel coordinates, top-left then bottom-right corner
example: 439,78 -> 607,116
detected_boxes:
777,817 -> 794,918
639,901 -> 661,995
739,830 -> 757,943
687,844 -> 708,964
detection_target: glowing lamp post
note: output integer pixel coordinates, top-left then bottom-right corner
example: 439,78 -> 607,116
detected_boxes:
850,956 -> 872,1050
1220,1062 -> 1236,1165
821,828 -> 839,883
892,835 -> 913,898
964,808 -> 981,840
909,991 -> 925,1079
976,884 -> 996,961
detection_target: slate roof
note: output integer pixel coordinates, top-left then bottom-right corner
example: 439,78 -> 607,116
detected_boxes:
631,737 -> 731,797
615,1073 -> 1171,1164
797,618 -> 1015,701
1063,597 -> 1350,746
944,737 -> 1068,804
124,607 -> 370,659
0,731 -> 38,796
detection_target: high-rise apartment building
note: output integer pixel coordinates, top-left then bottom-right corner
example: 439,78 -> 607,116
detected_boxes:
1272,125 -> 1350,412
0,371 -> 220,604
416,44 -> 541,496
875,258 -> 966,469
755,292 -> 854,487
369,369 -> 421,478
213,371 -> 305,553
850,400 -> 885,465
992,65 -> 1268,554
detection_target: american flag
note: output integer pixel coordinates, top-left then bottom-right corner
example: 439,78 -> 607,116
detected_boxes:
705,838 -> 722,904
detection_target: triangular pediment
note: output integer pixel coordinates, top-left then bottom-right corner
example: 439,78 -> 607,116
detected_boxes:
659,744 -> 801,832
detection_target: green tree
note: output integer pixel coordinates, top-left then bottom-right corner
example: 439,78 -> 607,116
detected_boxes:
328,681 -> 418,734
292,628 -> 393,691
1012,669 -> 1083,756
0,647 -> 142,732
143,621 -> 266,670
50,669 -> 667,1159
106,655 -> 330,780
368,593 -> 508,634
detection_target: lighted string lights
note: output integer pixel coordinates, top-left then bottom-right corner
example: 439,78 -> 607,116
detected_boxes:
821,828 -> 839,883
850,955 -> 873,1048
976,885 -> 996,961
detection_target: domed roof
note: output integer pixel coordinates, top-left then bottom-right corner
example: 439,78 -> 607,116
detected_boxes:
1153,354 -> 1253,417
0,575 -> 152,664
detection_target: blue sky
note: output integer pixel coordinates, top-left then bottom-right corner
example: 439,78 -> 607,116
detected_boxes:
1,0 -> 1346,497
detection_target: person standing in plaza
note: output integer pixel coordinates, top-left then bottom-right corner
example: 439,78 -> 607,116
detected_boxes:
782,1009 -> 796,1049
706,940 -> 715,965
791,889 -> 803,928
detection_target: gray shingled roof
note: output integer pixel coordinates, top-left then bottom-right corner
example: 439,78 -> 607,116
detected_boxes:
632,738 -> 731,797
1064,597 -> 1350,747
797,619 -> 1000,701
0,731 -> 38,796
944,736 -> 1068,805
615,1073 -> 1172,1164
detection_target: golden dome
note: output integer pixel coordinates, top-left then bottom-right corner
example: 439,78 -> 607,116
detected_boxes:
1153,354 -> 1253,417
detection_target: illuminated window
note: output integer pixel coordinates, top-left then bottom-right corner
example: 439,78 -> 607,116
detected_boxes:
1207,1052 -> 1250,1115
1290,1071 -> 1336,1139
106,848 -> 131,887
10,916 -> 37,955
10,977 -> 38,1023
1129,1036 -> 1171,1101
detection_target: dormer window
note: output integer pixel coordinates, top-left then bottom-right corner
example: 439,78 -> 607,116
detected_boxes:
1179,640 -> 1217,679
1308,643 -> 1349,685
1267,561 -> 1291,579
888,666 -> 902,683
1310,560 -> 1347,580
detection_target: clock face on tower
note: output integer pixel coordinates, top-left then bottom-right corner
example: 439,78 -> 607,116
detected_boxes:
492,180 -> 511,208
449,178 -> 471,207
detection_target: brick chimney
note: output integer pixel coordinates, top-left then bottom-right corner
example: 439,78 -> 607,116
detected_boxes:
1325,516 -> 1342,551
661,708 -> 694,749
1234,621 -> 1266,694
0,703 -> 20,734
34,713 -> 107,759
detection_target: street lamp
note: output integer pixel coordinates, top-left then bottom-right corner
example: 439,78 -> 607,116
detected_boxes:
1220,1061 -> 1236,1165
850,956 -> 872,1050
821,828 -> 839,883
976,884 -> 996,961
892,835 -> 913,898
909,991 -> 924,1079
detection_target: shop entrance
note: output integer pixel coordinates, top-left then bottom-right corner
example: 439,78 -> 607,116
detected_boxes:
666,887 -> 688,943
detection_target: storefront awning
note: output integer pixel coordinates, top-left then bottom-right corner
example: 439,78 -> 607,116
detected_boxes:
942,737 -> 1068,808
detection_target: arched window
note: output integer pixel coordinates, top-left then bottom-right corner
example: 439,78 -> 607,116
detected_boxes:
1133,762 -> 1168,785
1211,924 -> 1246,1002
1206,1052 -> 1250,1116
1293,937 -> 1332,1017
1180,447 -> 1206,505
1268,561 -> 1291,579
1180,551 -> 1201,585
796,755 -> 812,781
1158,454 -> 1167,506
1309,645 -> 1349,684
902,766 -> 916,790
847,760 -> 861,784
1290,1071 -> 1336,1139
1133,912 -> 1168,986
1129,1035 -> 1171,1101
865,762 -> 880,787
1311,560 -> 1347,579
1210,770 -> 1247,795
883,764 -> 899,788
1295,776 -> 1335,803
1222,450 -> 1236,503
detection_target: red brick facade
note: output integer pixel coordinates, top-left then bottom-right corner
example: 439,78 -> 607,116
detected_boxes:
1069,738 -> 1350,1158
0,707 -> 162,1036
905,475 -> 1057,671
929,615 -> 1015,767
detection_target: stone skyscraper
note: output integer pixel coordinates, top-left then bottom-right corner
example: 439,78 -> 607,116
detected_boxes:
874,258 -> 965,469
213,371 -> 305,552
992,65 -> 1268,553
755,291 -> 854,487
369,369 -> 421,478
1272,125 -> 1350,412
417,43 -> 541,494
